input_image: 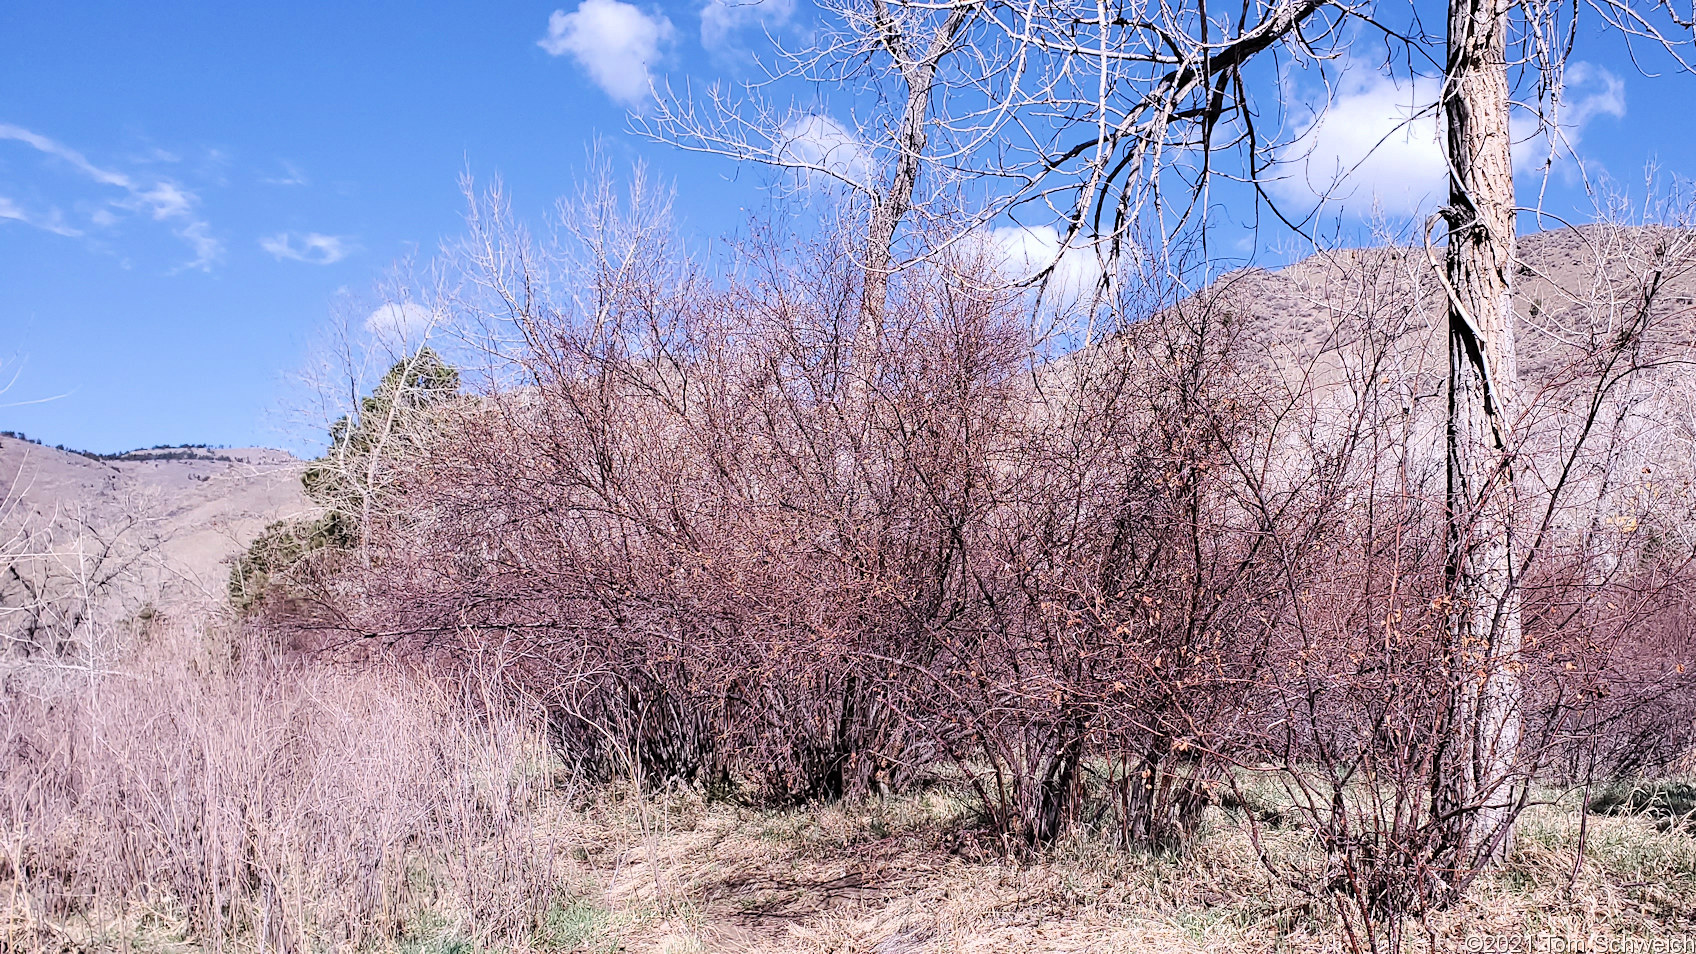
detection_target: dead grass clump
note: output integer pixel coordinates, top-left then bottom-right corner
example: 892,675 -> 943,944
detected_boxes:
0,616 -> 564,952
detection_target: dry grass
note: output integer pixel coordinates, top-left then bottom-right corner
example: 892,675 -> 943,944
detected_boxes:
543,788 -> 1696,954
7,615 -> 1696,954
0,613 -> 565,953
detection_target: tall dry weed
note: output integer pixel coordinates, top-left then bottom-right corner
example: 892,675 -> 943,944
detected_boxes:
0,615 -> 560,951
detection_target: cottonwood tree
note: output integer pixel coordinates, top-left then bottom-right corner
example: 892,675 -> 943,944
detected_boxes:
643,1 -> 975,342
1434,0 -> 1526,868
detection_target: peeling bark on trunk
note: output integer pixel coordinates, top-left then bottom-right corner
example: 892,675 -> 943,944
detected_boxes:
1439,0 -> 1525,870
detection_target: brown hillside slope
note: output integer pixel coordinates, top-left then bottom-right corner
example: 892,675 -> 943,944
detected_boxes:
1216,224 -> 1696,394
0,437 -> 312,609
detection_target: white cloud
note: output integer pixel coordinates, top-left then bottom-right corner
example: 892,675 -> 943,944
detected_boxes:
132,181 -> 194,220
980,225 -> 1104,308
0,122 -> 133,189
0,121 -> 221,268
175,221 -> 223,271
0,194 -> 81,237
365,302 -> 436,340
779,114 -> 871,189
1271,64 -> 1625,218
1271,74 -> 1446,218
1516,63 -> 1626,174
539,1 -> 674,108
701,0 -> 794,53
1562,63 -> 1627,127
260,231 -> 357,265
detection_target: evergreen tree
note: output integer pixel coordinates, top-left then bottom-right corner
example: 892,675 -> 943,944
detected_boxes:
230,348 -> 458,611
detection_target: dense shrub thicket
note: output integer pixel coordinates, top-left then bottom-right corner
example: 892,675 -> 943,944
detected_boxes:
241,191 -> 1696,932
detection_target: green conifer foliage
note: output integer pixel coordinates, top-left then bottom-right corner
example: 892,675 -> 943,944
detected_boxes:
229,348 -> 458,612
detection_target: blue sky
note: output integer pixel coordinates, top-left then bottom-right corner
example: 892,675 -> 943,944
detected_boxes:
1,1 -> 1691,455
0,2 -> 770,455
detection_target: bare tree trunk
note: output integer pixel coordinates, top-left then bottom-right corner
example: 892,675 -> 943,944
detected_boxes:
1439,0 -> 1524,869
855,2 -> 971,354
840,2 -> 970,487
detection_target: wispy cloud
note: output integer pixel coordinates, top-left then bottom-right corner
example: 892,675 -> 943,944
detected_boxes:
0,194 -> 82,237
700,0 -> 793,55
1517,62 -> 1625,175
260,231 -> 357,265
130,146 -> 182,164
130,181 -> 195,219
262,160 -> 309,187
539,1 -> 674,108
0,122 -> 132,188
0,121 -> 223,269
177,222 -> 224,270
